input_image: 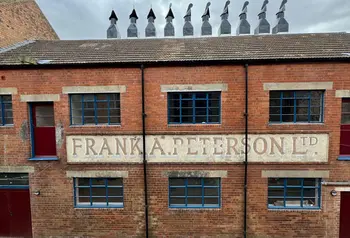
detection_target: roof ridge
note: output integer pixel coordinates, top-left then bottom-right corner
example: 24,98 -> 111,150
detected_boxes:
0,40 -> 36,54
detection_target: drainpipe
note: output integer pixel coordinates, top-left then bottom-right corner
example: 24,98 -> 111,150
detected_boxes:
141,64 -> 149,238
243,64 -> 249,238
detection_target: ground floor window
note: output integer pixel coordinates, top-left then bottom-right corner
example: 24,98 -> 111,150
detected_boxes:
268,178 -> 321,209
74,178 -> 123,208
169,178 -> 220,208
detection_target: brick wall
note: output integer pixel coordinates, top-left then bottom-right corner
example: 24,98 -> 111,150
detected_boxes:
0,63 -> 349,237
0,0 -> 58,48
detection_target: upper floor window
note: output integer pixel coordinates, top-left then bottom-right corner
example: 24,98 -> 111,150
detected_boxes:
169,178 -> 220,208
0,95 -> 13,126
269,91 -> 324,123
168,92 -> 220,124
70,94 -> 120,125
340,99 -> 350,156
74,178 -> 123,208
268,178 -> 321,209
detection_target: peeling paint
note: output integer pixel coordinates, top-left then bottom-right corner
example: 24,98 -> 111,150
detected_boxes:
55,122 -> 64,148
162,170 -> 228,178
19,121 -> 29,141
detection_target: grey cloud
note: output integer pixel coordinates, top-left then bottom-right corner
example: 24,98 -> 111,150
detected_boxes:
36,0 -> 350,40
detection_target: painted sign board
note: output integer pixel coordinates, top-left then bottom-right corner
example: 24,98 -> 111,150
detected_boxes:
66,134 -> 329,163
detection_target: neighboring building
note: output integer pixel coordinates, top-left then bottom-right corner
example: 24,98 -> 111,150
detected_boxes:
0,0 -> 58,49
0,33 -> 350,237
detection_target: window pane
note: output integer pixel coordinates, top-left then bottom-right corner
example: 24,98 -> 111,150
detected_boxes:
181,100 -> 193,108
282,114 -> 294,122
270,99 -> 280,107
268,178 -> 284,186
97,102 -> 108,109
196,93 -> 207,99
195,116 -> 207,123
2,95 -> 11,102
187,178 -> 201,185
269,115 -> 280,122
268,198 -> 283,207
208,92 -> 220,100
303,198 -> 318,207
187,197 -> 202,206
170,187 -> 185,196
285,198 -> 301,207
182,108 -> 193,116
71,95 -> 82,102
182,116 -> 193,123
283,91 -> 294,98
78,187 -> 90,197
4,117 -> 13,125
209,116 -> 220,123
270,107 -> 280,115
204,197 -> 219,206
78,178 -> 90,186
109,197 -> 123,203
109,109 -> 120,117
169,178 -> 185,186
96,94 -> 108,101
195,108 -> 206,116
169,116 -> 180,123
181,93 -> 192,99
108,188 -> 123,197
97,117 -> 108,124
72,116 -> 82,125
286,188 -> 301,197
91,187 -> 106,196
187,187 -> 202,196
287,179 -> 302,186
91,178 -> 105,186
92,197 -> 106,204
296,99 -> 308,107
208,100 -> 220,108
304,179 -> 316,187
204,187 -> 218,196
84,95 -> 94,101
195,100 -> 207,108
109,94 -> 120,101
296,91 -> 309,98
35,106 -> 54,127
169,108 -> 180,116
77,196 -> 90,204
84,117 -> 95,124
310,115 -> 321,122
296,115 -> 308,122
209,108 -> 220,116
342,114 -> 350,124
268,188 -> 284,197
170,197 -> 185,206
203,178 -> 219,186
108,178 -> 122,186
270,91 -> 280,99
304,188 -> 317,198
342,102 -> 350,113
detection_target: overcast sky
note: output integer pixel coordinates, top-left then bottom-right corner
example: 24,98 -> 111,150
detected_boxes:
36,0 -> 350,40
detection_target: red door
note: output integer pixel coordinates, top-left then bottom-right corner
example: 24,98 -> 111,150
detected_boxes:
340,192 -> 350,237
0,189 -> 33,237
32,103 -> 56,157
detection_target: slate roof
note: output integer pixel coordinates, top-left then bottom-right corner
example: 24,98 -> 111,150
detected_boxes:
0,33 -> 350,66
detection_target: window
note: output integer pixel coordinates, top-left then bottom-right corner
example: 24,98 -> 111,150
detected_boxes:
269,91 -> 324,123
74,178 -> 123,208
0,173 -> 29,188
268,178 -> 321,209
168,92 -> 220,124
70,94 -> 120,125
340,99 -> 350,155
169,178 -> 220,208
0,95 -> 13,126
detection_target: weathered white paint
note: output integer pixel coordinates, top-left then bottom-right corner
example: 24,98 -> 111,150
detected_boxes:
335,90 -> 350,98
20,94 -> 60,102
62,85 -> 127,94
263,82 -> 333,91
262,170 -> 329,178
0,88 -> 17,95
162,170 -> 228,178
161,84 -> 228,92
66,134 -> 329,163
66,171 -> 128,178
0,166 -> 34,173
335,187 -> 350,192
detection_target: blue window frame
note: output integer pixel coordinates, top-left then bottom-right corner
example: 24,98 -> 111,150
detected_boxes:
168,92 -> 221,124
74,178 -> 123,208
269,90 -> 324,123
0,173 -> 29,189
70,94 -> 120,125
268,178 -> 321,209
0,95 -> 13,126
169,178 -> 220,208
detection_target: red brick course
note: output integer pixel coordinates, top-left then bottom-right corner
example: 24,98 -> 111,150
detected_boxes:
0,62 -> 349,237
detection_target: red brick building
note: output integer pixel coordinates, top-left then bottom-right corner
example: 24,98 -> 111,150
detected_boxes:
0,0 -> 58,48
0,33 -> 350,237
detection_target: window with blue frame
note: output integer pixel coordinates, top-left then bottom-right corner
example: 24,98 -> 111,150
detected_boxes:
74,178 -> 123,208
269,91 -> 324,123
268,178 -> 321,209
169,178 -> 220,208
168,92 -> 220,124
0,95 -> 13,126
70,94 -> 120,125
0,173 -> 29,188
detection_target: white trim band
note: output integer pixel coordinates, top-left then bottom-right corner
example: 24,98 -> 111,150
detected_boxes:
336,90 -> 350,98
162,170 -> 228,178
0,88 -> 17,95
263,82 -> 333,91
0,166 -> 34,173
161,84 -> 228,92
66,171 -> 128,178
20,94 -> 60,102
62,86 -> 127,94
262,170 -> 329,178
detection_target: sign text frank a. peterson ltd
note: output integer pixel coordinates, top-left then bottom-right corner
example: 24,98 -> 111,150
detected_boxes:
66,134 -> 329,163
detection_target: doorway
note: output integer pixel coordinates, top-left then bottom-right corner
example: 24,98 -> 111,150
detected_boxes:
30,103 -> 56,157
340,192 -> 350,237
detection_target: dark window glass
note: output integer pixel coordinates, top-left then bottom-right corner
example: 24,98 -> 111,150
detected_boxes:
269,91 -> 324,123
0,95 -> 13,125
74,178 -> 123,208
0,173 -> 29,186
70,94 -> 120,125
340,99 -> 350,155
169,178 -> 220,208
268,178 -> 321,209
168,92 -> 221,124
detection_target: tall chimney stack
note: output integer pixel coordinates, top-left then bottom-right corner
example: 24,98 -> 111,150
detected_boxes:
127,8 -> 138,38
145,8 -> 156,37
164,4 -> 175,37
236,1 -> 250,35
201,2 -> 212,36
183,3 -> 194,36
272,0 -> 289,34
219,0 -> 231,35
107,10 -> 120,39
254,0 -> 270,34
